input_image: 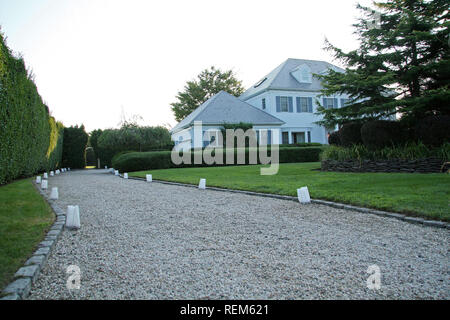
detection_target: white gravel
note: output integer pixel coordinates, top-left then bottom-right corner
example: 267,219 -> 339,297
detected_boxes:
28,169 -> 449,299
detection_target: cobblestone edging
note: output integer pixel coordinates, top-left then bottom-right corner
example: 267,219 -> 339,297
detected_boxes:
321,157 -> 445,173
122,174 -> 449,230
1,183 -> 66,300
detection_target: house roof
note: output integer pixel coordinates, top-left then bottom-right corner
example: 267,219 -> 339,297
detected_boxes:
239,58 -> 345,100
171,91 -> 285,133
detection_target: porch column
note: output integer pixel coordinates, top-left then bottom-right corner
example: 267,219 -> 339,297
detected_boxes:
288,130 -> 293,144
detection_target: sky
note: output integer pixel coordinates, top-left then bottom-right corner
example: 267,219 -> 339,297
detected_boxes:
0,0 -> 374,132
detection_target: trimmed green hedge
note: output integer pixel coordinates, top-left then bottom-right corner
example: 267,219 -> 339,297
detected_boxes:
0,32 -> 64,184
112,147 -> 323,172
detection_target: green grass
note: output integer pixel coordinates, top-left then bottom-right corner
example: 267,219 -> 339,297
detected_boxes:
130,162 -> 450,221
0,179 -> 54,290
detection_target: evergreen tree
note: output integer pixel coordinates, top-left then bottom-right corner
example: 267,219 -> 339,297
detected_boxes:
316,0 -> 450,127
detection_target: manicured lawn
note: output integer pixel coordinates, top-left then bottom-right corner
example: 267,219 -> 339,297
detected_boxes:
0,179 -> 54,291
130,162 -> 450,221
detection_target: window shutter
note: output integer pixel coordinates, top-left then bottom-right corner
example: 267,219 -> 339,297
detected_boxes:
296,97 -> 301,113
276,96 -> 281,112
308,97 -> 313,112
334,98 -> 338,109
323,97 -> 327,109
288,97 -> 293,113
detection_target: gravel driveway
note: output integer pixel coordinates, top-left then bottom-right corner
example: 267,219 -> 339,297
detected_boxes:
28,169 -> 449,299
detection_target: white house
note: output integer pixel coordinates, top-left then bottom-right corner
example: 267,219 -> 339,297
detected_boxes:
171,58 -> 350,150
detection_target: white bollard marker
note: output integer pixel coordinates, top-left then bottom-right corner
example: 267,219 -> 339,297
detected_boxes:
41,180 -> 48,190
36,176 -> 42,184
297,187 -> 311,204
115,170 -> 119,176
66,205 -> 80,230
43,172 -> 48,179
146,174 -> 152,182
198,178 -> 206,190
124,173 -> 128,179
50,187 -> 59,200
50,171 -> 54,177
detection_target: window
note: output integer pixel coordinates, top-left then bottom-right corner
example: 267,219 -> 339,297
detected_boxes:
280,97 -> 289,112
262,98 -> 266,110
340,98 -> 350,107
282,132 -> 289,144
301,68 -> 310,82
297,97 -> 312,113
323,98 -> 337,109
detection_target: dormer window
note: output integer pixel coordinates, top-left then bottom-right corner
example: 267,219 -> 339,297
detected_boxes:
291,64 -> 312,84
301,68 -> 309,82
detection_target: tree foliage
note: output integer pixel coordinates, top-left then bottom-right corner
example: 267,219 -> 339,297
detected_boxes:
171,66 -> 245,122
62,125 -> 89,169
316,0 -> 450,127
88,129 -> 103,161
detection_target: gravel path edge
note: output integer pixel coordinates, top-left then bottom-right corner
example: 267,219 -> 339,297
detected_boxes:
123,174 -> 450,229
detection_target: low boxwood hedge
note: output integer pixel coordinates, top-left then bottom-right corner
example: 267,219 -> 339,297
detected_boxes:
112,147 -> 323,172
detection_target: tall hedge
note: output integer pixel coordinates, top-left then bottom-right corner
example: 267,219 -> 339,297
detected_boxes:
0,32 -> 64,185
62,125 -> 89,169
46,116 -> 64,171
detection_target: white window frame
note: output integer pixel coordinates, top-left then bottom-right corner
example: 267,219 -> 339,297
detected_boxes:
280,96 -> 289,112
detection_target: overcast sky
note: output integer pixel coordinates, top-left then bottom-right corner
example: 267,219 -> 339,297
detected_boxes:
0,0 -> 373,132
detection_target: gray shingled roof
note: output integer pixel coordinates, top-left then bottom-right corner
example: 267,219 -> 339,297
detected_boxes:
239,58 -> 345,100
171,91 -> 284,133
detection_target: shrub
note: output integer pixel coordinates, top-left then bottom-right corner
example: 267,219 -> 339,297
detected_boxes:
0,32 -> 63,184
321,142 -> 449,162
279,143 -> 323,148
328,131 -> 341,146
96,125 -> 173,167
361,120 -> 407,149
339,122 -> 363,146
62,125 -> 89,169
112,147 -> 323,172
415,115 -> 450,147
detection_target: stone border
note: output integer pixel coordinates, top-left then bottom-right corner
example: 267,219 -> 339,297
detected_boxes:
1,182 -> 66,300
120,174 -> 449,230
321,158 -> 445,173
